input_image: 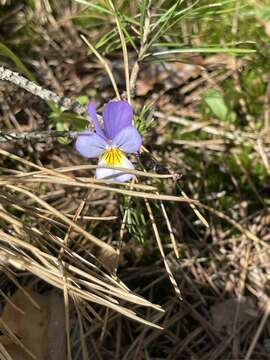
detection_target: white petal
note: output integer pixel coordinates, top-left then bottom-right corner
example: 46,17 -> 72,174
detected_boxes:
96,155 -> 134,182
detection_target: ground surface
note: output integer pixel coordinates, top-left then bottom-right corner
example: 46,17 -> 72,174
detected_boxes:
1,1 -> 270,359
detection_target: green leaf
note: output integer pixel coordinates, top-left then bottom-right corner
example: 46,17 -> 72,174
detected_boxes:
55,122 -> 70,145
49,112 -> 87,130
75,95 -> 89,105
145,0 -> 182,52
0,42 -> 36,81
75,0 -> 112,15
95,29 -> 118,49
256,5 -> 270,21
151,47 -> 255,57
204,90 -> 231,121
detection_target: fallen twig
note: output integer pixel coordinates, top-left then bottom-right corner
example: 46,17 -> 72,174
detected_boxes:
0,66 -> 86,116
0,130 -> 79,143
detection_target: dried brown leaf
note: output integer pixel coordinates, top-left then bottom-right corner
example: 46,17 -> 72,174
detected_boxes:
1,288 -> 66,360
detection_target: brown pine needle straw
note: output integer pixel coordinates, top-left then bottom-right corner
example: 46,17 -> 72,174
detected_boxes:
107,0 -> 131,103
4,184 -> 117,256
1,179 -> 197,204
0,248 -> 163,329
81,35 -> 121,100
144,198 -> 182,299
0,227 -> 164,327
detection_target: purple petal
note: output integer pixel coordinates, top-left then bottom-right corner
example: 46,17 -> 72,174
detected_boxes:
112,126 -> 142,153
102,100 -> 133,139
87,102 -> 104,136
75,131 -> 107,158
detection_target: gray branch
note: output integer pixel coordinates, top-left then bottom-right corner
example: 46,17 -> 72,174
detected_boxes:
0,66 -> 86,115
0,66 -> 94,143
0,130 -> 79,143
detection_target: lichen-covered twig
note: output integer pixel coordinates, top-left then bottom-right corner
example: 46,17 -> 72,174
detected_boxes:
0,130 -> 79,143
0,66 -> 86,115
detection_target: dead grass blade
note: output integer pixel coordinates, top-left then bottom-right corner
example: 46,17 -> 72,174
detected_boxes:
4,184 -> 117,256
144,198 -> 182,299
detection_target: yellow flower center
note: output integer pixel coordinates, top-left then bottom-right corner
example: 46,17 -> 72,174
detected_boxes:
102,147 -> 124,166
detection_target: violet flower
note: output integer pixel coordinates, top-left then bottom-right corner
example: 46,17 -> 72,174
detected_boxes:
75,100 -> 142,182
